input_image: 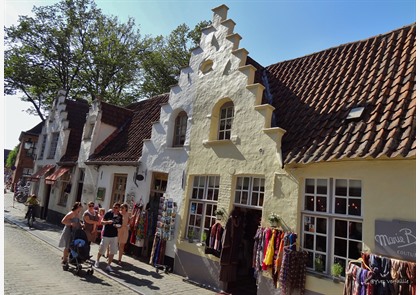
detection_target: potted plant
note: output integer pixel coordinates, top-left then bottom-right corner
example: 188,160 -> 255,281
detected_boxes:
315,256 -> 324,273
331,262 -> 344,282
201,231 -> 207,246
268,212 -> 280,227
214,208 -> 224,220
187,229 -> 194,243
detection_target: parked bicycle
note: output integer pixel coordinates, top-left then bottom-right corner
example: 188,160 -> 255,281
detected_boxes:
14,182 -> 30,203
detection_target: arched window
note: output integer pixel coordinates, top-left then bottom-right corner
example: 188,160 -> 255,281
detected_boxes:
173,111 -> 188,147
218,102 -> 234,140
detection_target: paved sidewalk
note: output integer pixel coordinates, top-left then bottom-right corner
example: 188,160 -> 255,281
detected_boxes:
3,192 -> 218,295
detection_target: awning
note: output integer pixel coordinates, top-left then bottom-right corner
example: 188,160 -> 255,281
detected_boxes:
45,167 -> 70,185
29,164 -> 55,182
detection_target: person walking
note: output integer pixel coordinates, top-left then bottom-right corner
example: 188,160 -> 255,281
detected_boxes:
117,203 -> 131,264
94,203 -> 123,272
58,202 -> 83,265
83,201 -> 100,245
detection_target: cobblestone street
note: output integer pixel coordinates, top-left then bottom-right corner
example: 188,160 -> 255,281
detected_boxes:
3,192 -> 218,295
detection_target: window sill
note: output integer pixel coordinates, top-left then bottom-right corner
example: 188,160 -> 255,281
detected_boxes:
306,270 -> 344,283
202,136 -> 239,147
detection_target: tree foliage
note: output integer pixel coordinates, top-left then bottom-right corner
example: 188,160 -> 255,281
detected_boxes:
5,0 -> 210,121
6,146 -> 19,169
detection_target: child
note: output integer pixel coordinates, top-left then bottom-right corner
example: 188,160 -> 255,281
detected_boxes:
96,208 -> 106,244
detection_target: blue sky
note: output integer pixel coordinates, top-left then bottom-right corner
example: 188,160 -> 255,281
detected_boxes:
2,0 -> 416,150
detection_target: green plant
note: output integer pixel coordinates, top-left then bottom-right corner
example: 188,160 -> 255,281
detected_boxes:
214,208 -> 224,216
188,228 -> 194,240
315,256 -> 324,272
268,212 -> 280,222
331,262 -> 344,277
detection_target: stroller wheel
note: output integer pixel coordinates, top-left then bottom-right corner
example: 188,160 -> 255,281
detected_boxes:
63,264 -> 69,271
87,269 -> 94,275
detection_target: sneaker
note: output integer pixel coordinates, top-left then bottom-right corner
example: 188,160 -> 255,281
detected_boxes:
94,261 -> 99,268
105,265 -> 113,272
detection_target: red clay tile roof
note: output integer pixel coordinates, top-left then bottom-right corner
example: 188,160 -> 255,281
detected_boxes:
87,94 -> 169,164
99,100 -> 134,127
59,99 -> 89,164
263,23 -> 416,165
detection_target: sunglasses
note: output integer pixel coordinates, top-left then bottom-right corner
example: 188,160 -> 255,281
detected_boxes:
88,204 -> 94,207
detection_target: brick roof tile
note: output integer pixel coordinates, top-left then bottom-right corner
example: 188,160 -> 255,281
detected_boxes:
264,23 -> 416,164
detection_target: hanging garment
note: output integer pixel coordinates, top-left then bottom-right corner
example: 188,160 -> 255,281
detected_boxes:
261,228 -> 272,271
278,248 -> 308,295
219,214 -> 243,283
205,222 -> 224,257
263,229 -> 276,268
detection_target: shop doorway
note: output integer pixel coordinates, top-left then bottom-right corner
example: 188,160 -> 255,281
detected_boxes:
231,206 -> 261,294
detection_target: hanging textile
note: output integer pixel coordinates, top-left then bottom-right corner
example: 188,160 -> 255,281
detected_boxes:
253,226 -> 307,294
129,203 -> 148,247
344,253 -> 416,295
205,221 -> 224,257
219,212 -> 243,283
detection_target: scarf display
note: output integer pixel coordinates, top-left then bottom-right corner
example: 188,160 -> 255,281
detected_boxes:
344,253 -> 416,295
129,203 -> 148,247
253,226 -> 307,295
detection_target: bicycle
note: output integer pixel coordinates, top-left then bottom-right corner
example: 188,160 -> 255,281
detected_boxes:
26,205 -> 37,228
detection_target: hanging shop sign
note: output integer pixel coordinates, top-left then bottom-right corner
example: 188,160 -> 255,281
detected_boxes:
374,219 -> 416,261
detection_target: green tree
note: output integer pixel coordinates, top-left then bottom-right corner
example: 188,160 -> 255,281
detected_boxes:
5,0 -> 210,120
4,0 -> 149,120
139,21 -> 211,98
6,146 -> 19,169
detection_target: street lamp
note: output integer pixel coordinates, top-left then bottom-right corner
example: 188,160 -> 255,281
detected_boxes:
24,138 -> 33,150
24,138 -> 36,159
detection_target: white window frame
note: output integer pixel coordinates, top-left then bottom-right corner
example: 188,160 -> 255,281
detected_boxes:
186,176 -> 219,241
301,178 -> 363,278
173,111 -> 187,147
47,132 -> 59,159
218,102 -> 234,140
234,176 -> 265,208
38,134 -> 47,160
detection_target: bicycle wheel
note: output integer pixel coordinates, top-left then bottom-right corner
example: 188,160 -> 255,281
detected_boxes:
27,210 -> 33,228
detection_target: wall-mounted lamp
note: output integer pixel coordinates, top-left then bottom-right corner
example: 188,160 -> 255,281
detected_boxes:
24,138 -> 33,150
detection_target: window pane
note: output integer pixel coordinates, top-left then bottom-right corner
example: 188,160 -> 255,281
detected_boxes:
335,197 -> 347,214
316,196 -> 327,212
335,179 -> 347,196
349,241 -> 362,259
316,236 -> 327,252
305,196 -> 314,211
306,252 -> 314,268
316,218 -> 327,234
335,220 -> 347,238
305,179 -> 315,193
304,216 -> 315,232
304,233 -> 314,249
348,199 -> 361,216
349,180 -> 362,197
317,179 -> 328,194
235,191 -> 241,203
251,192 -> 258,206
334,238 -> 347,257
315,254 -> 326,272
349,222 -> 363,240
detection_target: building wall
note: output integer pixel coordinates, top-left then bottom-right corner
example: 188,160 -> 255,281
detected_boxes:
174,5 -> 288,289
135,45 -> 204,259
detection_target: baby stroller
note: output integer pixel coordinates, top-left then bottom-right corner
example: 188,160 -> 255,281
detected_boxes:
62,228 -> 94,276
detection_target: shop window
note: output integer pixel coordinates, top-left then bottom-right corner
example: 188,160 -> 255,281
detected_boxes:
218,101 -> 234,140
111,174 -> 127,205
302,178 -> 363,278
187,176 -> 219,242
57,174 -> 70,206
173,111 -> 187,147
234,176 -> 265,207
47,132 -> 59,159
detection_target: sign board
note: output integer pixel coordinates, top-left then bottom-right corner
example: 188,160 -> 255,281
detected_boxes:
374,219 -> 416,261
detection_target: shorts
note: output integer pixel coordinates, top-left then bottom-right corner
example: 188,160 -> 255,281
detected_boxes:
98,236 -> 118,255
